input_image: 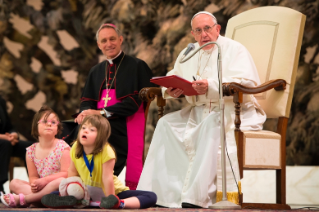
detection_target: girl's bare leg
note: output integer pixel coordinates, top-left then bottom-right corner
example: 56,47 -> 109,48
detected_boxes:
25,177 -> 63,203
9,179 -> 32,195
3,178 -> 64,205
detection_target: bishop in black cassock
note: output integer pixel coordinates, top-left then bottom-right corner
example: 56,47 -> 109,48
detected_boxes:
80,50 -> 154,190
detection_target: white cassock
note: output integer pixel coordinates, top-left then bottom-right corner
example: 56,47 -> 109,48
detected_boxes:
137,36 -> 266,208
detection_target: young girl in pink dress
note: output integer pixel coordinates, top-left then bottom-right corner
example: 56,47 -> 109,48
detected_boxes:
0,106 -> 71,207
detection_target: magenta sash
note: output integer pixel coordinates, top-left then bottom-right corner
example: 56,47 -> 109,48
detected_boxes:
97,89 -> 145,190
97,89 -> 120,108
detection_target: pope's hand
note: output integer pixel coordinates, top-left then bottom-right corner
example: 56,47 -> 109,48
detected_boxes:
166,87 -> 184,98
192,79 -> 208,95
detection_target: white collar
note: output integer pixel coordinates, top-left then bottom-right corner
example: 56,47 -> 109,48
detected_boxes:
201,36 -> 220,54
106,50 -> 122,64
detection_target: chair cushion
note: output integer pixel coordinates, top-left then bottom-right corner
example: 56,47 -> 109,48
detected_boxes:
242,130 -> 281,169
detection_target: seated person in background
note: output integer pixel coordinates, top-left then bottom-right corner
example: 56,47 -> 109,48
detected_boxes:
41,115 -> 157,209
0,106 -> 70,207
0,95 -> 34,194
74,23 -> 155,190
137,11 -> 266,208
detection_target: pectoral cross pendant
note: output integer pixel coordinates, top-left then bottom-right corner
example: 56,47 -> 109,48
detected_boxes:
103,94 -> 111,107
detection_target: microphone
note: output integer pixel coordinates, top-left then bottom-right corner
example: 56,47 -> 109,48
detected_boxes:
183,43 -> 195,56
179,43 -> 195,62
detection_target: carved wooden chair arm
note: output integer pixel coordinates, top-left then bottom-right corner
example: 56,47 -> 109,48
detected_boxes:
139,87 -> 162,102
223,79 -> 286,96
139,87 -> 166,119
222,79 -> 287,132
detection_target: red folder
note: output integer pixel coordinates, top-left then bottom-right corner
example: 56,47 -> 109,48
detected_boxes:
150,75 -> 198,96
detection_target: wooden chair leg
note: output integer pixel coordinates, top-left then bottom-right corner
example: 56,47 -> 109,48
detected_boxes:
276,117 -> 288,205
276,169 -> 286,204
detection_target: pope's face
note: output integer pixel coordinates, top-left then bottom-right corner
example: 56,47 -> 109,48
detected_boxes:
97,28 -> 123,59
191,14 -> 221,50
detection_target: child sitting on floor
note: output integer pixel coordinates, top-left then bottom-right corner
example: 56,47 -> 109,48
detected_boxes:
41,114 -> 157,209
0,106 -> 71,207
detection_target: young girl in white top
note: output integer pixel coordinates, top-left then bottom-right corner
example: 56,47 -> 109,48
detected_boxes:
41,114 -> 157,209
0,106 -> 70,207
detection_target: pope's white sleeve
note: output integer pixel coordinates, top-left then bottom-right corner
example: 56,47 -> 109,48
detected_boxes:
206,78 -> 219,100
162,50 -> 186,99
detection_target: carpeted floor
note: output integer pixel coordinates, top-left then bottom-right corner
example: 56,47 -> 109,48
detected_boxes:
1,203 -> 319,212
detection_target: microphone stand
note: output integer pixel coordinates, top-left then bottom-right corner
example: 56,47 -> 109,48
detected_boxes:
180,41 -> 241,209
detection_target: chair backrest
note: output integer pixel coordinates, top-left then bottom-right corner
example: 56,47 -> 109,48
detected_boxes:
225,6 -> 306,118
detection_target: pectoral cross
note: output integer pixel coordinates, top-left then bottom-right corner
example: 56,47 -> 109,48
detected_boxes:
103,94 -> 111,107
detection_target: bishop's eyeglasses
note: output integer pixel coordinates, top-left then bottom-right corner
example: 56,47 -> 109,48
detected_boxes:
192,24 -> 217,36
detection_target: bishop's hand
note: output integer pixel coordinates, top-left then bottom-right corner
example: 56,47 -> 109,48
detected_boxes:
74,109 -> 100,124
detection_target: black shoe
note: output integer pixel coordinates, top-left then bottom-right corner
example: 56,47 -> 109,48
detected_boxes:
181,202 -> 202,208
41,194 -> 78,208
100,194 -> 120,209
155,204 -> 168,208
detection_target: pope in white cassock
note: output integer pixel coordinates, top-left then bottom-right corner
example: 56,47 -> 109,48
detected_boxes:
137,11 -> 266,208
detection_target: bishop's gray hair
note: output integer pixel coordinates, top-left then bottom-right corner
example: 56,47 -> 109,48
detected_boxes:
96,23 -> 122,41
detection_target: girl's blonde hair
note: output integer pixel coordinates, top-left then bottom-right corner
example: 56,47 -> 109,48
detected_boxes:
75,114 -> 112,158
31,105 -> 62,139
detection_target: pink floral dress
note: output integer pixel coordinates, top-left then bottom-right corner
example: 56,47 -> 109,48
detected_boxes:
26,140 -> 70,178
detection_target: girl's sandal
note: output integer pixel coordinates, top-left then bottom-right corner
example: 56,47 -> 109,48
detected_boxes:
18,193 -> 30,208
0,193 -> 17,207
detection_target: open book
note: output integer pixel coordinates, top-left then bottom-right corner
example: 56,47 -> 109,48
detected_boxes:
150,75 -> 198,96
